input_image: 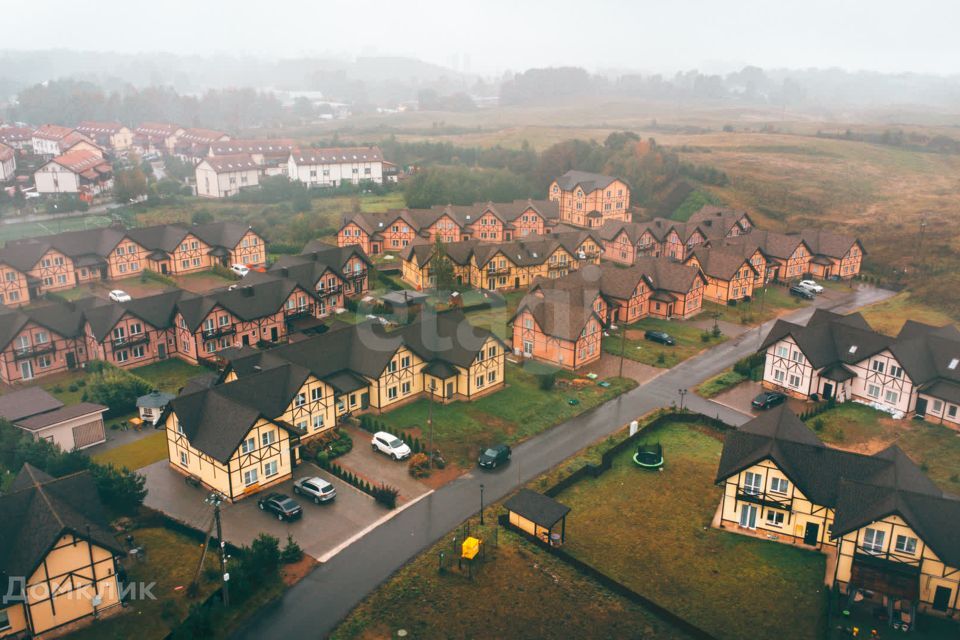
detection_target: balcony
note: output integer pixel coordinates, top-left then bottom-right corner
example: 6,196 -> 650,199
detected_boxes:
112,333 -> 150,350
346,269 -> 368,282
285,304 -> 315,320
736,487 -> 792,512
548,262 -> 570,271
316,284 -> 343,298
486,265 -> 510,276
201,324 -> 236,340
13,342 -> 56,361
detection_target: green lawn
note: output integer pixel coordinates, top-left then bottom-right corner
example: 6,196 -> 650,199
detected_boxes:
460,290 -> 525,340
68,527 -> 219,640
377,364 -> 637,466
0,215 -> 114,244
556,421 -> 827,640
92,431 -> 168,470
331,524 -> 693,640
704,284 -> 806,325
857,291 -> 956,336
810,403 -> 960,493
695,369 -> 748,398
134,359 -> 209,394
602,317 -> 728,368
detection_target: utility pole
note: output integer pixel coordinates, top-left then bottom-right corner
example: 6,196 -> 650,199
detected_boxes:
618,315 -> 627,378
427,381 -> 435,468
479,483 -> 485,525
678,388 -> 687,411
206,493 -> 229,607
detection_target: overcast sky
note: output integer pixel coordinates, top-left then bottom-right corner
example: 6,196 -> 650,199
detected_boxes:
11,0 -> 960,76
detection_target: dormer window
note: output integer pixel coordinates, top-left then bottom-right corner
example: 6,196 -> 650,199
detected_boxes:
950,358 -> 959,370
848,345 -> 858,354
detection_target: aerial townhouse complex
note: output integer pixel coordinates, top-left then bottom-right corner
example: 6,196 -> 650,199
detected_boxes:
717,406 -> 960,619
163,311 -> 506,500
0,240 -> 371,384
0,221 -> 265,306
548,170 -> 631,228
338,199 -> 562,254
400,230 -> 603,291
759,309 -> 960,429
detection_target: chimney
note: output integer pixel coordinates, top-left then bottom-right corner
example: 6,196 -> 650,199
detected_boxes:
242,286 -> 255,297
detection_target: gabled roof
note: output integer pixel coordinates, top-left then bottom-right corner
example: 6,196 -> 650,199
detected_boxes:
687,206 -> 754,237
290,146 -> 383,164
200,154 -> 259,173
800,229 -> 862,259
0,465 -> 120,585
721,230 -> 809,261
504,489 -> 570,528
210,139 -> 295,156
0,387 -> 64,422
82,290 -> 184,340
0,301 -> 88,348
176,279 -> 309,331
760,309 -> 891,369
631,256 -> 706,294
76,121 -> 128,135
15,403 -> 107,431
686,246 -> 757,280
553,170 -> 622,193
297,241 -> 373,273
45,150 -> 110,174
513,289 -> 601,342
32,124 -> 76,141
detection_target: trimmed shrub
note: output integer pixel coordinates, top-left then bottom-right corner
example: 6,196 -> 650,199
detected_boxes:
372,483 -> 399,509
408,453 -> 431,478
281,534 -> 303,564
537,372 -> 556,391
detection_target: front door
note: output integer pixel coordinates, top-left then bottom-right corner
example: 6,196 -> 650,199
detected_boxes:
242,335 -> 250,346
160,263 -> 169,275
514,277 -> 520,289
822,383 -> 834,400
360,392 -> 369,410
915,397 -> 928,416
803,522 -> 820,546
19,360 -> 33,380
157,343 -> 167,360
446,382 -> 453,399
66,352 -> 76,369
933,586 -> 952,612
739,504 -> 757,529
270,327 -> 279,341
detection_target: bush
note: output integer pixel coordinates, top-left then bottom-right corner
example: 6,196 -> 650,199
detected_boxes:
68,383 -> 78,392
281,534 -> 303,564
51,384 -> 64,393
711,325 -> 722,338
537,372 -> 556,391
372,483 -> 399,509
89,463 -> 148,514
408,453 -> 431,478
700,331 -> 711,342
84,364 -> 152,416
76,379 -> 86,388
812,417 -> 825,432
656,352 -> 666,364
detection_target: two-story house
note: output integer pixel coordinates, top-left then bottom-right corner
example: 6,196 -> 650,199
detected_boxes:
288,146 -> 385,186
548,170 -> 631,228
684,246 -> 759,304
75,121 -> 134,152
195,154 -> 261,198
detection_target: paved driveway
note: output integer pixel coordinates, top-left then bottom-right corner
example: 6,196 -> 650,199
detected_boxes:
142,460 -> 386,560
336,426 -> 432,502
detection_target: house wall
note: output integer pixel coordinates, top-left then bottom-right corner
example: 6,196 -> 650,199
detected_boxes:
230,230 -> 267,267
289,159 -> 384,187
166,414 -> 295,501
337,223 -> 373,254
27,412 -> 106,451
28,248 -> 75,294
105,238 -> 147,280
424,215 -> 463,243
510,210 -> 545,239
466,212 -> 504,242
513,310 -> 601,370
0,601 -> 28,637
0,323 -> 84,384
916,394 -> 960,430
34,162 -> 81,194
342,256 -> 370,296
0,155 -> 15,182
197,165 -> 259,199
549,178 -> 630,228
0,265 -> 29,307
24,534 -> 120,636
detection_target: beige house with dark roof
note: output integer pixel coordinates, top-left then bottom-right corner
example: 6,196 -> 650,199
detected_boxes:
0,386 -> 107,451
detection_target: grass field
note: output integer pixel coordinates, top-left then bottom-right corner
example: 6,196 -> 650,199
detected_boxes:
703,284 -> 806,325
331,524 -> 693,640
556,421 -> 827,640
68,527 -> 219,640
460,289 -> 525,340
602,316 -> 727,367
376,363 -> 636,466
857,291 -> 956,336
92,431 -> 168,469
809,403 -> 960,493
0,214 -> 114,244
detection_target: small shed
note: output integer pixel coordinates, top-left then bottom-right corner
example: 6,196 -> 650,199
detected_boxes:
503,489 -> 570,545
381,290 -> 430,312
136,390 -> 175,426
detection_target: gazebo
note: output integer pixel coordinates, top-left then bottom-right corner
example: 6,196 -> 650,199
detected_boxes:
503,489 -> 570,545
136,390 -> 175,426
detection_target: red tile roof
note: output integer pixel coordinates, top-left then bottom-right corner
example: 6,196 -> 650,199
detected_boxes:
33,124 -> 76,141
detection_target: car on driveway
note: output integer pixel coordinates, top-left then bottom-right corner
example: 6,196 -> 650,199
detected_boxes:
293,476 -> 336,504
371,431 -> 412,460
230,264 -> 250,277
257,492 -> 303,521
644,330 -> 676,346
798,279 -> 824,294
789,285 -> 815,300
108,289 -> 132,303
478,444 -> 511,470
752,391 -> 788,409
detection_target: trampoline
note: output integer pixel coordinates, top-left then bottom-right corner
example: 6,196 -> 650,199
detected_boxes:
632,442 -> 664,469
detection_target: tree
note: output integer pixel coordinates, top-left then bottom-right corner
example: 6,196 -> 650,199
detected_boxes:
429,237 -> 455,291
84,364 -> 152,416
113,166 -> 148,203
191,209 -> 214,224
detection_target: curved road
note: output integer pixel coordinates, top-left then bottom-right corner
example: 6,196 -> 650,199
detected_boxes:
234,285 -> 892,639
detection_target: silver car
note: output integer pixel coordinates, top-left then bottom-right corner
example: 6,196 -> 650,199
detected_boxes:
293,476 -> 336,504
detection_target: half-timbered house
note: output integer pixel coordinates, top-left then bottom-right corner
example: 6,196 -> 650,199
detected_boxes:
0,303 -> 87,383
548,170 -> 631,228
684,246 -> 758,304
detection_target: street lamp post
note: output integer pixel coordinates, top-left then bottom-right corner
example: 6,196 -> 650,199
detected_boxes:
479,483 -> 485,525
427,381 -> 435,468
678,388 -> 688,411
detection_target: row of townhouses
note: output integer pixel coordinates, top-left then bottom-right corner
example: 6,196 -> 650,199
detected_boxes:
163,311 -> 506,501
717,406 -> 960,618
0,221 -> 265,306
0,242 -> 371,384
760,308 -> 960,429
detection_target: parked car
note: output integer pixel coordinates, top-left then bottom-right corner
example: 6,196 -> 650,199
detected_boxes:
371,431 -> 412,460
230,264 -> 250,277
293,476 -> 336,504
752,391 -> 788,409
108,289 -> 132,303
256,493 -> 303,521
644,330 -> 676,346
478,444 -> 512,470
789,285 -> 816,300
798,280 -> 824,294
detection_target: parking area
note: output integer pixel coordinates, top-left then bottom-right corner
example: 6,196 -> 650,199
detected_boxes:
141,460 -> 387,560
709,379 -> 810,416
336,425 -> 434,502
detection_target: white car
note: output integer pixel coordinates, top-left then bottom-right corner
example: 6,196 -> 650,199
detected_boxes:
293,476 -> 336,504
798,280 -> 824,294
230,264 -> 250,277
108,289 -> 132,303
371,431 -> 412,460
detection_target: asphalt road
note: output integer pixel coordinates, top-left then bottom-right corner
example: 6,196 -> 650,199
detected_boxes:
233,285 -> 893,640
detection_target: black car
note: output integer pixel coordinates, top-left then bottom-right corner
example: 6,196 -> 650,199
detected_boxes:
478,444 -> 512,469
789,285 -> 815,300
257,493 -> 303,521
644,330 -> 676,346
752,391 -> 787,409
